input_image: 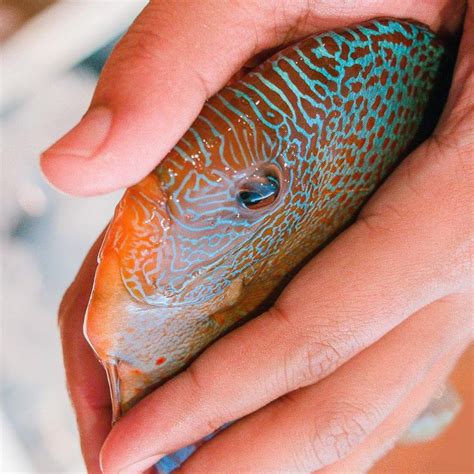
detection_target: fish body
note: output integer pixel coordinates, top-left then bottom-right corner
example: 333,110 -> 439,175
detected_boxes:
85,18 -> 443,431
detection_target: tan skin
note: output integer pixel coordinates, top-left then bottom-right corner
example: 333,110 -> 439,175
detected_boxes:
42,1 -> 473,472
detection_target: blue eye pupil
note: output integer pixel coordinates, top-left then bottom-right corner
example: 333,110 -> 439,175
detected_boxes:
237,175 -> 280,210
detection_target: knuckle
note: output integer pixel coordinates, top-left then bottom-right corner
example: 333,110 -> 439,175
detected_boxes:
276,395 -> 380,469
307,401 -> 377,466
420,141 -> 474,285
269,307 -> 365,391
276,390 -> 301,411
453,145 -> 474,200
356,136 -> 473,290
266,306 -> 308,391
352,201 -> 409,252
103,4 -> 173,75
435,71 -> 474,185
354,210 -> 398,240
428,134 -> 474,200
111,28 -> 168,70
182,364 -> 225,434
202,415 -> 224,435
298,340 -> 344,387
267,304 -> 293,328
182,363 -> 207,402
268,305 -> 342,387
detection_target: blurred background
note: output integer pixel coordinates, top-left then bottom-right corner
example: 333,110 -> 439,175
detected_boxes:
1,2 -> 472,473
1,1 -> 146,471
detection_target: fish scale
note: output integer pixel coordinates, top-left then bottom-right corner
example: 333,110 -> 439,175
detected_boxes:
84,18 -> 444,472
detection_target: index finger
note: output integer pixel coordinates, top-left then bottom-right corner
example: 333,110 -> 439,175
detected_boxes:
58,231 -> 111,474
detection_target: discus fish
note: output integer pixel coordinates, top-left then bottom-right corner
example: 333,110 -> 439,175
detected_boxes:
85,17 -> 444,463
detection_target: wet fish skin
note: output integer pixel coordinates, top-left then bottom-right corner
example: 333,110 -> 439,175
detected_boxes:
85,18 -> 444,420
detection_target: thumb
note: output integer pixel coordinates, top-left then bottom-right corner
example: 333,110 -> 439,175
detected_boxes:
40,0 -> 459,197
40,1 -> 277,196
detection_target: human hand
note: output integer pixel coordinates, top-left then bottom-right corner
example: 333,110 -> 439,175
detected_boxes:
46,1 -> 472,473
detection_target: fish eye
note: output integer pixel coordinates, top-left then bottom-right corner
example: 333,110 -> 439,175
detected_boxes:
237,172 -> 280,210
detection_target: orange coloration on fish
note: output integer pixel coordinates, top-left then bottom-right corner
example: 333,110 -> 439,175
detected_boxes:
84,19 -> 444,424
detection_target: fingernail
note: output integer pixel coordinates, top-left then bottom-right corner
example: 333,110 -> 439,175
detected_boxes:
43,106 -> 112,159
117,454 -> 165,473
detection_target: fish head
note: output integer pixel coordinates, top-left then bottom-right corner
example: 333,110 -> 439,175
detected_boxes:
110,101 -> 301,309
84,94 -> 304,412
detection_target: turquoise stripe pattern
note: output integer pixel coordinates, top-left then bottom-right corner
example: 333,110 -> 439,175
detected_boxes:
84,18 -> 445,473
